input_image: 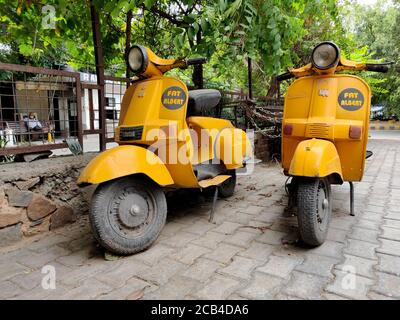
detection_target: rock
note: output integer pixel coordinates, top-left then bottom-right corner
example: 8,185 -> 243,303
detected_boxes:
27,195 -> 57,221
0,206 -> 23,228
5,187 -> 33,207
21,216 -> 50,237
0,188 -> 5,207
0,223 -> 22,246
14,177 -> 40,190
50,205 -> 76,230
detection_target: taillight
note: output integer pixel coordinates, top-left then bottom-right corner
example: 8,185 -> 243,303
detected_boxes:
349,126 -> 362,139
283,124 -> 293,136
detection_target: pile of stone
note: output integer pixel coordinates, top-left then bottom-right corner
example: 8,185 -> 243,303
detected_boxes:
0,177 -> 76,246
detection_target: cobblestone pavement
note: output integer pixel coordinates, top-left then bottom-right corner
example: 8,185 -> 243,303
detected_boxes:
1,139 -> 399,300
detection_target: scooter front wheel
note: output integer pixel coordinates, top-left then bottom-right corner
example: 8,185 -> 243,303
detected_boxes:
297,177 -> 332,247
90,176 -> 167,255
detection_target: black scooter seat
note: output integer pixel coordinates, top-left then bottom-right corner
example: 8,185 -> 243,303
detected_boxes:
187,89 -> 221,116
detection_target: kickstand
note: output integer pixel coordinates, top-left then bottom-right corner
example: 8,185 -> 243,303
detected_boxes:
209,187 -> 219,223
349,182 -> 355,216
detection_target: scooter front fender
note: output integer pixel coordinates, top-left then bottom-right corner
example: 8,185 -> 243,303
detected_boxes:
289,139 -> 343,183
77,145 -> 174,187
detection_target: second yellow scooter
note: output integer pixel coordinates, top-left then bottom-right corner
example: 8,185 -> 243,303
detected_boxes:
278,41 -> 390,246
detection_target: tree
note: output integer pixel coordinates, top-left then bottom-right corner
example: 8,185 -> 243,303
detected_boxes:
344,0 -> 400,116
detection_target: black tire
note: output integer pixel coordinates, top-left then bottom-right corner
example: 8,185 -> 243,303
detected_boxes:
218,170 -> 237,198
90,176 -> 167,255
297,178 -> 332,247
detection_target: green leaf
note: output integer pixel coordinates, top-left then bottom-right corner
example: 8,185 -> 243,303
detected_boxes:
143,0 -> 156,9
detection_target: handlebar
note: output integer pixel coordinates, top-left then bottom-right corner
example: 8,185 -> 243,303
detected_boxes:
186,57 -> 207,66
365,63 -> 390,73
277,72 -> 294,82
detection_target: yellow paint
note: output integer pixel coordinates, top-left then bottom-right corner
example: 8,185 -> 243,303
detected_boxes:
79,46 -> 252,190
289,139 -> 343,182
187,117 -> 253,169
77,145 -> 174,186
198,175 -> 231,188
282,74 -> 371,182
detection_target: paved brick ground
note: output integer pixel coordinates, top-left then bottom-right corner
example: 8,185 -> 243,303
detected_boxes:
1,139 -> 399,300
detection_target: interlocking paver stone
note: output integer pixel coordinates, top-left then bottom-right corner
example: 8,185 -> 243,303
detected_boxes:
191,231 -> 227,249
295,254 -> 338,278
256,230 -> 287,245
238,273 -> 283,299
335,254 -> 376,279
326,270 -> 374,300
218,256 -> 260,279
170,244 -> 210,265
257,255 -> 303,279
204,243 -> 242,264
372,272 -> 400,298
1,139 -> 399,300
194,275 -> 240,300
344,239 -> 378,260
381,226 -> 400,242
95,258 -> 149,288
237,241 -> 274,262
145,275 -> 200,300
134,244 -> 176,266
98,277 -> 156,300
349,227 -> 380,244
212,221 -> 242,235
376,238 -> 400,257
376,253 -> 400,276
140,258 -> 185,286
284,271 -> 330,300
223,231 -> 258,248
182,258 -> 222,282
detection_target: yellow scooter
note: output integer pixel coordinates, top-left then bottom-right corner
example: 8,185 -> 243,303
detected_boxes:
278,41 -> 390,246
78,45 -> 252,255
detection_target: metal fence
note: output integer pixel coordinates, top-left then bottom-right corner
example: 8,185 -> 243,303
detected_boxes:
0,62 -> 283,158
0,63 -> 131,157
0,63 -> 83,157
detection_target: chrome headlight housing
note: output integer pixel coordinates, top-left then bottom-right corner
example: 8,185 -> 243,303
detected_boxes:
311,42 -> 340,70
127,45 -> 148,74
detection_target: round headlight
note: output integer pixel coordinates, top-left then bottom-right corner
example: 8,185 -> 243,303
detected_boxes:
311,42 -> 340,70
127,45 -> 148,74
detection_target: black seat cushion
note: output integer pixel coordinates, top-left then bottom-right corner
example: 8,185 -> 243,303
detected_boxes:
187,89 -> 221,116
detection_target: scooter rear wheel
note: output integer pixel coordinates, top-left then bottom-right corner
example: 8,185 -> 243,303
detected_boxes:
218,170 -> 237,198
90,176 -> 167,255
297,177 -> 332,247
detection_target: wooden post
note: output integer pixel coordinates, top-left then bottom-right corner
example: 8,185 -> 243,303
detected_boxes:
90,1 -> 106,151
247,57 -> 253,100
247,57 -> 253,129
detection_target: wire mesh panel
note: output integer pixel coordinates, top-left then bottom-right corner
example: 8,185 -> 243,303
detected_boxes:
0,63 -> 82,157
104,76 -> 130,141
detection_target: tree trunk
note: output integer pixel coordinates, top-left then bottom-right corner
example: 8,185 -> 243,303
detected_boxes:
192,31 -> 204,89
125,9 -> 133,81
